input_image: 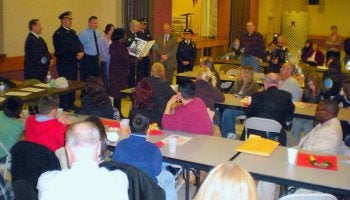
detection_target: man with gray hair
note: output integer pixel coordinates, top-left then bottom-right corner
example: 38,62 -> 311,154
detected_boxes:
245,73 -> 295,146
279,62 -> 303,102
37,121 -> 128,200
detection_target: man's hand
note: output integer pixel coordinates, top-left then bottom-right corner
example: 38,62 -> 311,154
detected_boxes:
76,52 -> 84,60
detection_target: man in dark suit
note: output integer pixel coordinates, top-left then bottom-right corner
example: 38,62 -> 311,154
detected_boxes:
125,19 -> 142,87
137,18 -> 152,80
24,19 -> 52,82
53,11 -> 84,111
176,28 -> 197,73
245,73 -> 295,145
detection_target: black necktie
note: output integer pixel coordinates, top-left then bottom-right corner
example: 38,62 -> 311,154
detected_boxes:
93,30 -> 99,56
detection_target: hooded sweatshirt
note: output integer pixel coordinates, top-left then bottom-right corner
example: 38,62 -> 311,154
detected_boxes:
25,115 -> 67,152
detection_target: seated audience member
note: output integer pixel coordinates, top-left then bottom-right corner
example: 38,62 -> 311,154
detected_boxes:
199,56 -> 221,88
85,116 -> 107,161
75,76 -> 114,119
129,79 -> 162,127
37,121 -> 128,200
302,42 -> 325,66
301,39 -> 312,62
220,38 -> 241,60
193,161 -> 257,200
195,67 -> 225,111
0,96 -> 24,161
25,94 -> 68,152
144,62 -> 175,127
258,100 -> 343,200
263,42 -> 277,63
268,35 -> 289,73
162,78 -> 213,135
245,73 -> 295,146
279,62 -> 303,102
221,66 -> 259,138
112,114 -> 176,200
323,59 -> 349,99
292,72 -> 323,142
333,79 -> 350,145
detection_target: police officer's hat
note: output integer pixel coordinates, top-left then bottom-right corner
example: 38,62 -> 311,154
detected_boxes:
138,18 -> 147,24
183,28 -> 193,35
58,11 -> 73,20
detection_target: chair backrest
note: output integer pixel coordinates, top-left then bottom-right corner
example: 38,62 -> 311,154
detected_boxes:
244,117 -> 282,140
220,68 -> 239,89
279,193 -> 337,200
0,140 -> 11,178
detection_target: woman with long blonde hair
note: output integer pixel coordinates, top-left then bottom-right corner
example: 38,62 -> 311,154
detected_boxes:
194,162 -> 257,200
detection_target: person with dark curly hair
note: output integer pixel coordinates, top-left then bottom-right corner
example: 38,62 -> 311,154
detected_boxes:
129,79 -> 164,126
75,76 -> 113,119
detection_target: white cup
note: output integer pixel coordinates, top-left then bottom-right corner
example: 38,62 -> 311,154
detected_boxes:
120,119 -> 130,134
168,137 -> 177,153
287,148 -> 298,164
57,108 -> 63,117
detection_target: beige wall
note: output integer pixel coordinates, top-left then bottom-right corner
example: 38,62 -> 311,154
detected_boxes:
172,0 -> 202,35
2,0 -> 122,56
258,0 -> 350,37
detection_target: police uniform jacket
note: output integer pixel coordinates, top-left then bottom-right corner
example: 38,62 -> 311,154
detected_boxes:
176,39 -> 197,66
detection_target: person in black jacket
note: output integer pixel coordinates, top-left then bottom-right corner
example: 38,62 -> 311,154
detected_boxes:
24,19 -> 52,82
53,11 -> 84,111
176,28 -> 197,73
245,73 -> 295,145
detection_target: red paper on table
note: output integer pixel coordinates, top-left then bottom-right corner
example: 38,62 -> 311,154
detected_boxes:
149,130 -> 164,135
296,152 -> 338,171
154,141 -> 164,148
101,118 -> 120,128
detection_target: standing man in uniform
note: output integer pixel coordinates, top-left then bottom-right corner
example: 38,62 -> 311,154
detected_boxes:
53,11 -> 84,111
154,23 -> 178,83
79,16 -> 101,82
176,28 -> 196,73
240,21 -> 265,72
24,19 -> 52,82
125,20 -> 142,87
138,18 -> 152,80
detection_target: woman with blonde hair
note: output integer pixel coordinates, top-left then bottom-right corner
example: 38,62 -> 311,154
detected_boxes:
193,162 -> 257,200
199,56 -> 221,88
221,66 -> 259,138
144,62 -> 174,128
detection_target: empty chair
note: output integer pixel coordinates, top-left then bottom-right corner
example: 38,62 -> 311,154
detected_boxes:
244,117 -> 282,141
279,193 -> 337,200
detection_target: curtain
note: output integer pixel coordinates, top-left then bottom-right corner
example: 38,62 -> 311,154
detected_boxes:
122,0 -> 150,29
230,0 -> 250,43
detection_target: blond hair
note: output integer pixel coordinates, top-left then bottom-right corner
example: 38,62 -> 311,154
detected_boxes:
151,62 -> 166,79
193,162 -> 257,200
197,67 -> 217,87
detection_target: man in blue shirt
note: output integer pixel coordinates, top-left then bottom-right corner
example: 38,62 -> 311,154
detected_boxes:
79,16 -> 101,82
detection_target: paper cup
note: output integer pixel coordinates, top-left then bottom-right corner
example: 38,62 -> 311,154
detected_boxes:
57,108 -> 63,117
120,119 -> 130,134
287,148 -> 298,164
168,137 -> 177,153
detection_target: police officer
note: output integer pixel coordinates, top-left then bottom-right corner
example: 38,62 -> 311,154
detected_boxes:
137,18 -> 152,80
176,28 -> 197,73
53,11 -> 84,111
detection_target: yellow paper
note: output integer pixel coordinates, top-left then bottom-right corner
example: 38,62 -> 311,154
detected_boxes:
235,134 -> 279,156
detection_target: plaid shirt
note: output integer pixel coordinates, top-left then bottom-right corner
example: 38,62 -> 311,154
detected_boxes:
0,175 -> 12,200
240,31 -> 265,59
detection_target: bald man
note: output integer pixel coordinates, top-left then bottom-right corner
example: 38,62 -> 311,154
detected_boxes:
37,121 -> 128,200
245,73 -> 295,145
240,21 -> 265,72
154,23 -> 178,83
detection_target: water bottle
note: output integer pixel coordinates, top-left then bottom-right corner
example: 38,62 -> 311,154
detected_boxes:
46,71 -> 52,83
0,81 -> 5,96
